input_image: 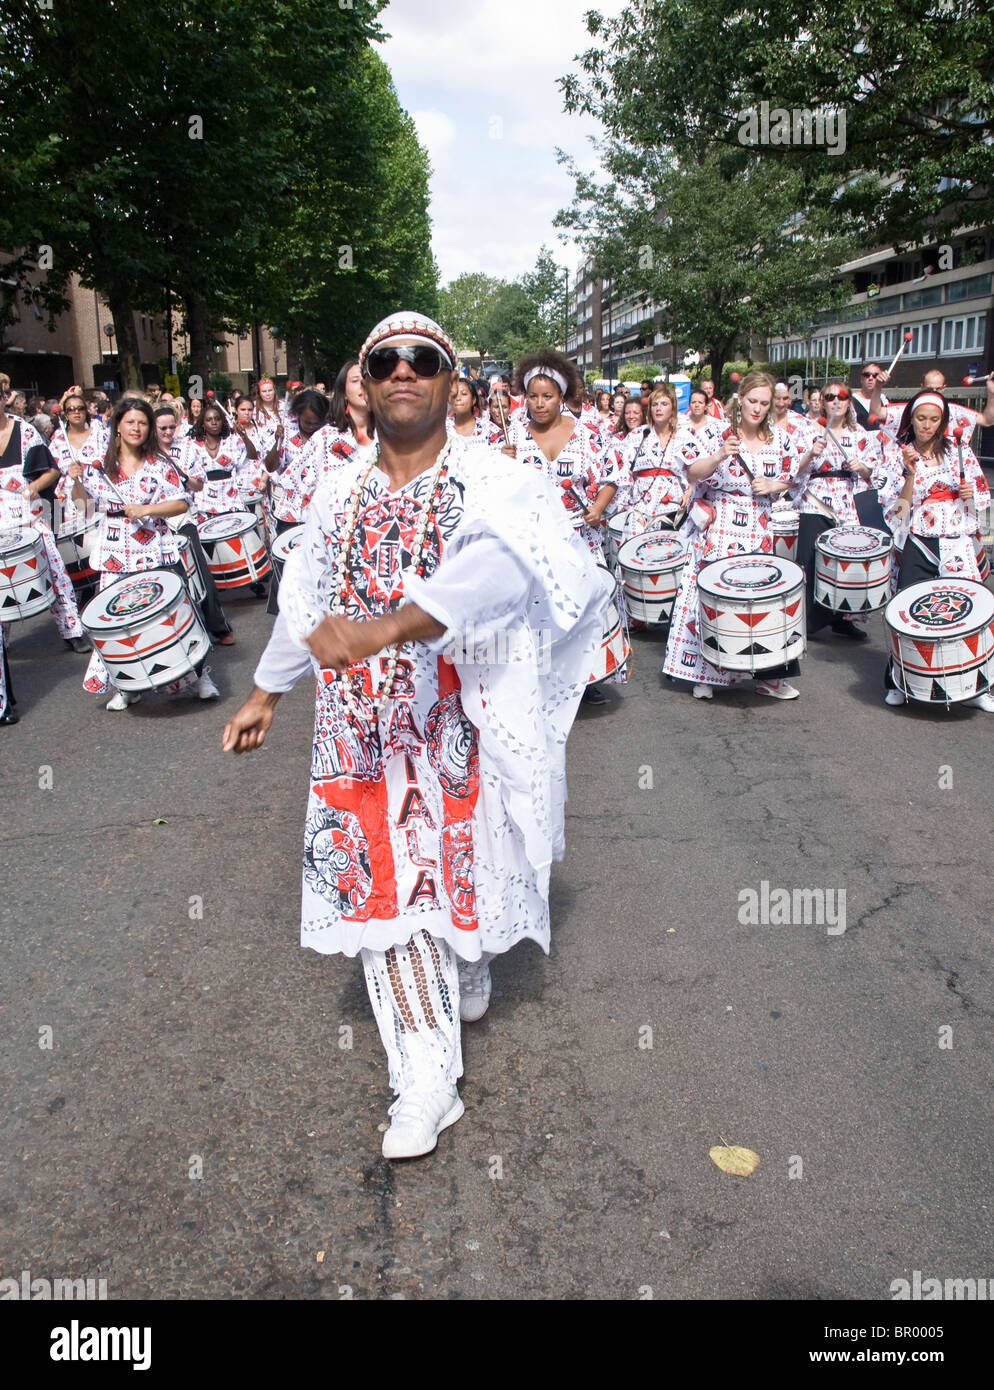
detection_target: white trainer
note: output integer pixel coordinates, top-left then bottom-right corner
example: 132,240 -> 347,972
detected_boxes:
965,691 -> 994,711
692,684 -> 713,699
885,689 -> 907,706
754,679 -> 799,700
381,1086 -> 464,1160
105,691 -> 139,711
458,959 -> 492,1022
198,665 -> 220,700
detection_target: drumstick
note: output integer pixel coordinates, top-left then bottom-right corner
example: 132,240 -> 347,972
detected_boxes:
886,331 -> 914,376
494,389 -> 511,448
802,488 -> 839,523
962,375 -> 993,387
817,416 -> 852,470
951,426 -> 975,527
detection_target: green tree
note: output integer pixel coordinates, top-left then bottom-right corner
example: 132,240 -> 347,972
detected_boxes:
558,149 -> 855,386
438,274 -> 508,353
561,0 -> 994,247
522,245 -> 572,348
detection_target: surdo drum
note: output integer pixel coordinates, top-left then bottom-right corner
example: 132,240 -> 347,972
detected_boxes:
815,525 -> 893,613
270,525 -> 305,583
196,511 -> 271,589
0,526 -> 54,620
885,579 -> 994,705
617,531 -> 685,625
56,513 -> 100,589
770,507 -> 800,561
81,569 -> 210,693
697,553 -> 806,673
587,565 -> 631,686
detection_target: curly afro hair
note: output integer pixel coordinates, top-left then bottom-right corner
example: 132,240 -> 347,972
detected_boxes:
512,350 -> 583,401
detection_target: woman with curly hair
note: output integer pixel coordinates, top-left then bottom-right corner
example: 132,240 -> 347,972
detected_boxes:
505,350 -> 620,557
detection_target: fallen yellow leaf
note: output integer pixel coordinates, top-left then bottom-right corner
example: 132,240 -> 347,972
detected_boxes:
709,1143 -> 760,1176
316,1251 -> 325,1263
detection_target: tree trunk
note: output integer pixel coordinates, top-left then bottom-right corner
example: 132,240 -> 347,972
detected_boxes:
285,323 -> 304,380
185,292 -> 213,396
104,279 -> 143,391
301,329 -> 316,385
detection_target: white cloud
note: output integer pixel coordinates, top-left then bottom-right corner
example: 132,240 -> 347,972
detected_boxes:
379,0 -> 629,284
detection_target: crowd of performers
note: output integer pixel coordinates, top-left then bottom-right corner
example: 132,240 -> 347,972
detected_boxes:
4,312 -> 994,1161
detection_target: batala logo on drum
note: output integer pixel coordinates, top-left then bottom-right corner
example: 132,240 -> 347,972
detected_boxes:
907,589 -> 973,627
106,579 -> 164,616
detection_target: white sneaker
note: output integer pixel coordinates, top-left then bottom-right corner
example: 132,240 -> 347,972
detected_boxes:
965,691 -> 994,711
198,665 -> 219,700
754,679 -> 799,700
885,689 -> 907,706
458,959 -> 492,1022
105,691 -> 140,711
692,684 -> 713,699
381,1086 -> 464,1160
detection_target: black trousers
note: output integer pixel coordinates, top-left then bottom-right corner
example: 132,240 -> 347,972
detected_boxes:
1,636 -> 13,716
178,523 -> 231,638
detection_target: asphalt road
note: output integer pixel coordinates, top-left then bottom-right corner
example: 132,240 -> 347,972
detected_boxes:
2,584 -> 992,1302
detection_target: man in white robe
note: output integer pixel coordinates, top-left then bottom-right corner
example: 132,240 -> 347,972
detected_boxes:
223,313 -> 607,1159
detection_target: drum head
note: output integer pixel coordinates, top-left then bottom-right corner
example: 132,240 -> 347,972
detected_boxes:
886,579 -> 994,639
817,525 -> 890,559
0,526 -> 36,552
83,569 -> 183,630
769,508 -> 799,531
198,511 -> 254,541
272,526 -> 305,563
608,510 -> 631,537
618,531 -> 685,571
698,553 -> 803,600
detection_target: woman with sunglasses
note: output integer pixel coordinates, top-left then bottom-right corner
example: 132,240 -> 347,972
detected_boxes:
0,389 -> 91,654
505,352 -> 621,558
851,363 -> 887,430
49,388 -> 109,514
68,396 -> 220,708
790,385 -> 894,641
879,390 -> 993,709
662,370 -> 810,700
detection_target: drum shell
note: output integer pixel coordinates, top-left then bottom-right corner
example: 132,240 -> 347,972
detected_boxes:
586,594 -> 631,685
82,569 -> 210,692
770,510 -> 800,562
974,534 -> 990,582
270,525 -> 305,583
618,531 -> 685,624
197,512 -> 271,589
815,526 -> 893,613
885,579 -> 994,704
698,554 -> 806,672
176,533 -> 206,604
56,516 -> 100,587
605,510 -> 631,569
0,526 -> 55,621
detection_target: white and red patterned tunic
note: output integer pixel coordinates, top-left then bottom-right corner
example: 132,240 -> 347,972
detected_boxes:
791,422 -> 888,526
256,440 -> 606,961
879,436 -> 989,579
181,436 -> 253,524
614,425 -> 702,542
662,425 -> 805,687
49,421 -> 109,504
507,415 -> 620,555
0,419 -> 84,639
270,428 -> 321,524
288,426 -> 363,515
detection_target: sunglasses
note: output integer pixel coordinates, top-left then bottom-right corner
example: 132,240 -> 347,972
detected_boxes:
861,372 -> 880,379
364,345 -> 448,381
823,393 -> 842,401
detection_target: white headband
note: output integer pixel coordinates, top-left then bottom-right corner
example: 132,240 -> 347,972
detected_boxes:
523,366 -> 568,395
912,392 -> 945,414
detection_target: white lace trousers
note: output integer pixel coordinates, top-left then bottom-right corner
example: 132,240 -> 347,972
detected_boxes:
361,930 -> 463,1095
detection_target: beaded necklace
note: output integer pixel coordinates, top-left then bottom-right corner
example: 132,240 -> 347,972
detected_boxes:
332,438 -> 452,721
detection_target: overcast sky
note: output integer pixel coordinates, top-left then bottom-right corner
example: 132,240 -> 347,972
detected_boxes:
379,0 -> 629,288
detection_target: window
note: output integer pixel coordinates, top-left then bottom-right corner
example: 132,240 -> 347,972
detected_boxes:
902,287 -> 943,310
865,327 -> 898,361
902,321 -> 938,356
867,294 -> 901,318
811,336 -> 830,359
946,273 -> 992,303
941,314 -> 986,354
836,332 -> 862,362
770,343 -> 786,362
